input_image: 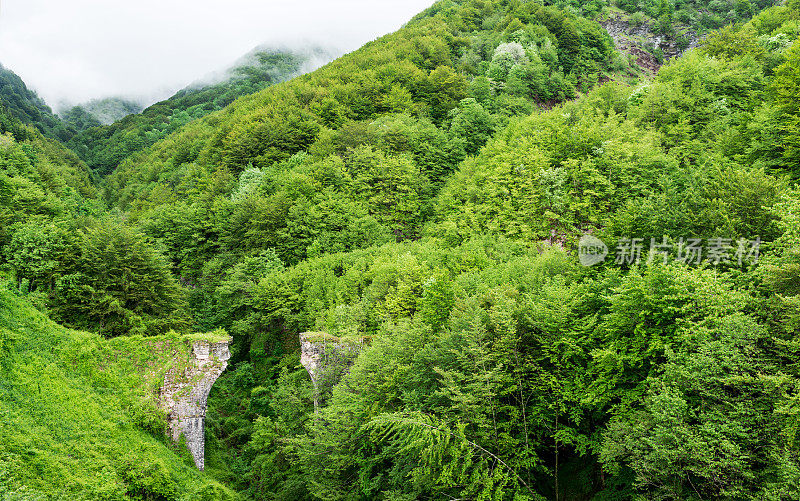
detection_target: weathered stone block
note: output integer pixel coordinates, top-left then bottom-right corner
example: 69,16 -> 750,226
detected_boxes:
299,332 -> 362,409
159,340 -> 230,470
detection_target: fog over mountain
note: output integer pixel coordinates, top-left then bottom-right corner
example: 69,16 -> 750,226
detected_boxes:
0,0 -> 434,108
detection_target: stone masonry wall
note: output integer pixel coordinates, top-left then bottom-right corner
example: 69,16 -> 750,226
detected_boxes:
299,333 -> 362,409
159,340 -> 230,470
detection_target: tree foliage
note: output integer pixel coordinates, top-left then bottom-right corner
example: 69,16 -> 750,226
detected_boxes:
1,0 -> 800,498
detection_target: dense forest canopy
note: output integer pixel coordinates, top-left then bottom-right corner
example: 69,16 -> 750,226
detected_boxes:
0,0 -> 799,498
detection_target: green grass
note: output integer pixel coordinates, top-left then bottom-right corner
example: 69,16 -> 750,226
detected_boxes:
302,331 -> 369,346
300,331 -> 339,343
0,289 -> 237,500
180,331 -> 231,344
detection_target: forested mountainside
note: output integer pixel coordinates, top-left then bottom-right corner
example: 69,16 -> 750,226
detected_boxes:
1,0 -> 800,498
593,0 -> 778,33
199,4 -> 800,497
0,105 -> 96,210
66,47 -> 335,175
0,65 -> 76,142
0,106 -> 189,338
0,64 -> 143,135
103,0 -> 630,249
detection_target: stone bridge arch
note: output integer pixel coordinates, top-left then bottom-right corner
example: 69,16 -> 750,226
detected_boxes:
299,332 -> 363,409
158,340 -> 230,470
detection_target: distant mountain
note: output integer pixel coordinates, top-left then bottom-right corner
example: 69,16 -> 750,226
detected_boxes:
0,65 -> 140,141
68,46 -> 336,175
0,64 -> 74,142
61,97 -> 144,129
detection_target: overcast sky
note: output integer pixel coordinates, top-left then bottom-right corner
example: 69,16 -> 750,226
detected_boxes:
0,0 -> 434,110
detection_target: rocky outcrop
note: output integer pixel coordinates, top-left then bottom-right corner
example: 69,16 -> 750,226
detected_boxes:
159,340 -> 230,470
601,14 -> 700,73
300,333 -> 362,409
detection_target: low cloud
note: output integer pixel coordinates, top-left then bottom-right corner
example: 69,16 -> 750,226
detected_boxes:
0,0 -> 434,108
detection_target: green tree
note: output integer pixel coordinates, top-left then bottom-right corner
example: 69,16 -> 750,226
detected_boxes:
4,220 -> 77,293
602,315 -> 789,500
448,98 -> 496,156
52,220 -> 189,337
773,41 -> 800,175
424,66 -> 469,123
760,191 -> 800,332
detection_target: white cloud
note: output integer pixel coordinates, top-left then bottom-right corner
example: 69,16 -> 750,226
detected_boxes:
0,0 -> 434,109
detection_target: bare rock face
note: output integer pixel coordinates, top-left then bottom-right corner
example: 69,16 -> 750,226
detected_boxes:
299,333 -> 362,409
159,340 -> 230,470
600,14 -> 700,73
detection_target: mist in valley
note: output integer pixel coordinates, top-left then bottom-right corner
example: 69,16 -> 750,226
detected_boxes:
0,0 -> 435,110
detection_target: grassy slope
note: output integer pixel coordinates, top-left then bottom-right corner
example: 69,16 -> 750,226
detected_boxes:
0,287 -> 236,500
